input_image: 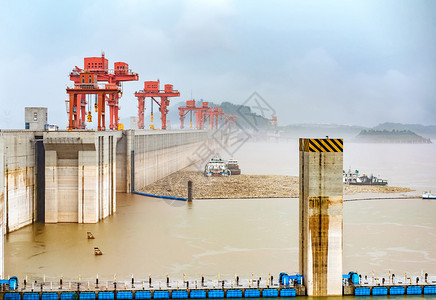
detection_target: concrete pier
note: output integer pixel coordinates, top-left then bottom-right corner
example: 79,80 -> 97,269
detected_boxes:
44,131 -> 122,223
0,133 -> 4,278
299,138 -> 343,296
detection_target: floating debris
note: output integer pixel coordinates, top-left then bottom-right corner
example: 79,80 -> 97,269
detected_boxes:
87,232 -> 95,239
94,247 -> 103,255
139,170 -> 413,199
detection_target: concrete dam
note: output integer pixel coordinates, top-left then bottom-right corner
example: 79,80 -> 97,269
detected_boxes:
0,130 -> 217,276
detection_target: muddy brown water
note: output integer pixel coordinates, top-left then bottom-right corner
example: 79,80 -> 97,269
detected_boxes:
5,141 -> 436,290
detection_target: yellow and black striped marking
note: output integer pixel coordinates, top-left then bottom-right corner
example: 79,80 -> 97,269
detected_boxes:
299,138 -> 343,152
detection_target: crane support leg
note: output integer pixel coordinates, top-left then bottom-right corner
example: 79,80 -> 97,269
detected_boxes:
138,96 -> 145,129
160,97 -> 168,130
80,94 -> 86,129
98,93 -> 106,131
68,93 -> 76,130
114,95 -> 120,130
108,94 -> 115,130
180,114 -> 185,129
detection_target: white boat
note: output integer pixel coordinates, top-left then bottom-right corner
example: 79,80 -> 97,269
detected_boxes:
343,169 -> 388,186
204,155 -> 229,177
422,191 -> 436,199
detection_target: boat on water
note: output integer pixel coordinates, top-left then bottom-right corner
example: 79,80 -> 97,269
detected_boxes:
204,155 -> 229,177
226,159 -> 241,175
343,169 -> 388,186
423,191 -> 436,199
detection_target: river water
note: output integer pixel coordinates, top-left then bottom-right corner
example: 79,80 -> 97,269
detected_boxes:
5,140 -> 436,290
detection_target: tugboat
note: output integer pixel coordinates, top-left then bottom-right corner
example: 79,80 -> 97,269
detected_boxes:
423,191 -> 436,199
226,159 -> 241,175
204,155 -> 229,177
343,169 -> 388,186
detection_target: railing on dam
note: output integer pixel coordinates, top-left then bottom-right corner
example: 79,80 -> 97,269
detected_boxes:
0,275 -> 305,299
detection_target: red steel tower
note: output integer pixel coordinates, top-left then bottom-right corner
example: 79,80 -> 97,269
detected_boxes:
134,80 -> 180,130
69,53 -> 139,130
67,71 -> 120,131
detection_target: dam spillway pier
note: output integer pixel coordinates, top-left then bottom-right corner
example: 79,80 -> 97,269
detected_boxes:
299,138 -> 344,296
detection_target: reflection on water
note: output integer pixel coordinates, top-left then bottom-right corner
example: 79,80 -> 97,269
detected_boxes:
5,141 -> 436,286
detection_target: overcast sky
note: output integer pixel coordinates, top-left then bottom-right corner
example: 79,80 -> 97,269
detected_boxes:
1,0 -> 435,129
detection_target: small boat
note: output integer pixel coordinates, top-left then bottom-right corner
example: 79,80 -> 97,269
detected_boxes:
343,169 -> 388,186
226,159 -> 241,175
423,191 -> 436,199
204,155 -> 229,177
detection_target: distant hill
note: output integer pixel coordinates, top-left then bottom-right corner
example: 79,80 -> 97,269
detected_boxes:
355,129 -> 432,144
374,122 -> 436,137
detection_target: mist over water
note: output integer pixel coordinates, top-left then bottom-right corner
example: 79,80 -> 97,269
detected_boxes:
5,140 -> 436,285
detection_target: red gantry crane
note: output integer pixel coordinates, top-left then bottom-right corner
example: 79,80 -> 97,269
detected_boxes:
134,80 -> 180,130
195,102 -> 211,130
66,71 -> 120,131
224,113 -> 238,128
179,101 -> 227,130
178,100 -> 197,129
212,107 -> 224,129
267,116 -> 278,128
69,53 -> 139,130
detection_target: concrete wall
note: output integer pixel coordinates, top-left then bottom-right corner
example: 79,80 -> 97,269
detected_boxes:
44,131 -> 121,223
0,133 -> 4,278
116,130 -> 214,193
1,131 -> 37,232
299,138 -> 343,296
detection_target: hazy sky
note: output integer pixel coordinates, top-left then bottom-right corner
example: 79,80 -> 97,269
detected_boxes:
1,0 -> 435,129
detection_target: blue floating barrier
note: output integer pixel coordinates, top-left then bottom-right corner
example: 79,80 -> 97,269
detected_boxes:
262,289 -> 278,297
424,286 -> 436,295
226,289 -> 242,298
61,292 -> 77,300
42,293 -> 59,300
207,290 -> 224,298
153,291 -> 169,299
98,292 -> 114,300
171,291 -> 188,299
389,286 -> 405,295
189,290 -> 206,299
135,291 -> 152,299
23,293 -> 40,300
280,289 -> 296,297
372,287 -> 388,296
79,293 -> 96,300
4,293 -> 21,300
244,289 -> 260,298
132,191 -> 186,201
407,286 -> 422,295
117,292 -> 133,300
354,287 -> 370,296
